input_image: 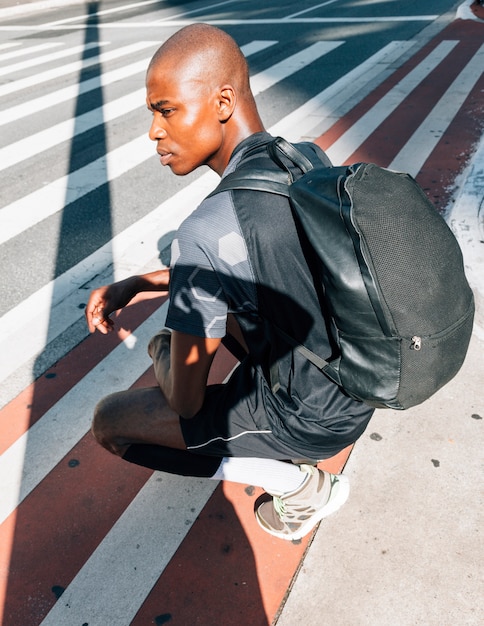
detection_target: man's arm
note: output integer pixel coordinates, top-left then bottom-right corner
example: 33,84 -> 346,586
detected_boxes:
148,329 -> 221,418
85,269 -> 170,334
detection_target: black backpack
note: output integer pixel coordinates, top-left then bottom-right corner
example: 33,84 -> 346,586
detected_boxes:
211,136 -> 475,409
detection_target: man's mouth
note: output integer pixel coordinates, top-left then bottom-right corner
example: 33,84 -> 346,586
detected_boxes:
157,150 -> 173,166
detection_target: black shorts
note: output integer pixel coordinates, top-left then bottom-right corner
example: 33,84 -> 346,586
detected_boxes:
179,357 -> 372,460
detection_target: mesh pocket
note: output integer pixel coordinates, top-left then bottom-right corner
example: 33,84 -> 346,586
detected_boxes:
397,302 -> 474,408
350,166 -> 471,335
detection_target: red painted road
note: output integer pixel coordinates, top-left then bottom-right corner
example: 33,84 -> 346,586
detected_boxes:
1,14 -> 483,626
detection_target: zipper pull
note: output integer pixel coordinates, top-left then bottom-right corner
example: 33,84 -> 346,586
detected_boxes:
411,336 -> 422,351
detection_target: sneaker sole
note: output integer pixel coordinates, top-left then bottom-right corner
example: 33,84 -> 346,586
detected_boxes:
255,473 -> 350,541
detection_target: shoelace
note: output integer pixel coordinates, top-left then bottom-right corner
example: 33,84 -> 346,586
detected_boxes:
273,495 -> 286,519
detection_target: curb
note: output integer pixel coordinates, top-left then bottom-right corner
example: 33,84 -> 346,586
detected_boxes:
447,134 -> 484,340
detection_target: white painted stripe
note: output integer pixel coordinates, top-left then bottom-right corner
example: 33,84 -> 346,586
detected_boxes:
0,41 -> 339,244
250,41 -> 343,93
240,39 -> 278,57
0,42 -> 276,168
270,40 -> 415,141
390,43 -> 484,176
0,302 -> 169,525
40,473 -> 217,625
0,40 -> 149,98
284,0 -> 340,20
325,40 -> 459,165
39,0 -> 164,28
0,42 -> 21,51
0,17 -> 440,32
0,41 -> 61,62
0,41 -> 103,78
0,41 -> 418,391
0,88 -> 146,171
0,135 -> 153,245
155,0 -> 242,22
0,55 -> 151,127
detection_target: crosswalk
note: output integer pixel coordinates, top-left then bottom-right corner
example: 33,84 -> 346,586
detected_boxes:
0,15 -> 483,626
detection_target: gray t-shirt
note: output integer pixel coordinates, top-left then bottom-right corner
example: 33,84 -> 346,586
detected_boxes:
166,150 -> 257,338
164,133 -> 374,457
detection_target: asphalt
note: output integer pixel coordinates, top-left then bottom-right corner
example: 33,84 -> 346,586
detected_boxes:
1,1 -> 483,624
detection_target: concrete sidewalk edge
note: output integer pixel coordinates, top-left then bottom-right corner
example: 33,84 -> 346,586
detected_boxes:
447,133 -> 484,340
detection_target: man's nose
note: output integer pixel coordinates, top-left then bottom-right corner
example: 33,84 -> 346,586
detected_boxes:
149,113 -> 167,141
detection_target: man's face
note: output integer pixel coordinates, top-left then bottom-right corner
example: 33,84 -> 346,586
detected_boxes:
146,62 -> 224,176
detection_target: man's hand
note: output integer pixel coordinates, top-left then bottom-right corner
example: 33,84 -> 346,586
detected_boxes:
85,278 -> 138,334
85,269 -> 170,334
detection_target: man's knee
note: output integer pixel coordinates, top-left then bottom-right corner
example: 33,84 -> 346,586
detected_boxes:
91,392 -> 124,453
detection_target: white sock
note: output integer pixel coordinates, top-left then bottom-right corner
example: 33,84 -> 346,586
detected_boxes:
210,457 -> 306,495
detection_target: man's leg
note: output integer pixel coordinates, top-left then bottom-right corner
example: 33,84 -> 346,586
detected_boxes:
92,386 -> 186,456
92,385 -> 223,477
92,386 -> 307,488
91,378 -> 348,541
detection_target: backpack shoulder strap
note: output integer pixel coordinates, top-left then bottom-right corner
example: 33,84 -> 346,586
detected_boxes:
206,136 -> 333,382
207,136 -> 331,199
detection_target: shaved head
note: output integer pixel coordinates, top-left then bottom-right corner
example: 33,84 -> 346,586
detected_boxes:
145,24 -> 264,176
148,23 -> 252,101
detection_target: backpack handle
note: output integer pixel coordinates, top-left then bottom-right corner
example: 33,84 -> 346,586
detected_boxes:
268,137 -> 315,181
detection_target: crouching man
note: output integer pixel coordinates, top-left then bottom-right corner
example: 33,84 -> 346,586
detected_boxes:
86,24 -> 373,541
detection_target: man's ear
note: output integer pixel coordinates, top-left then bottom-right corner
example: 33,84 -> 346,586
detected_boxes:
217,85 -> 236,122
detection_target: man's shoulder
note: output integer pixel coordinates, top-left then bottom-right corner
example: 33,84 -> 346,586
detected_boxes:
222,134 -> 331,187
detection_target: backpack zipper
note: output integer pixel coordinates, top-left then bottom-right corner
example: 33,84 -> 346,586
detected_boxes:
411,336 -> 422,351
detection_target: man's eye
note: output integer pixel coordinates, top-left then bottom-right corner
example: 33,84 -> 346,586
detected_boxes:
161,108 -> 174,117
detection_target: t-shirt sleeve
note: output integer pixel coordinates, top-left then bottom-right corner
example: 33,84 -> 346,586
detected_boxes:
165,212 -> 229,338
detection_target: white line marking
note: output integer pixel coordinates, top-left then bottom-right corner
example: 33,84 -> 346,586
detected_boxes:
250,41 -> 343,94
0,135 -> 153,245
0,42 -> 21,51
325,40 -> 459,165
40,474 -> 217,625
0,41 -> 101,78
156,0 -> 239,22
39,0 -> 165,28
390,43 -> 484,176
0,41 -> 340,244
0,45 -> 157,127
0,89 -> 146,172
284,0 -> 340,20
0,40 -> 146,98
0,41 -> 62,62
0,17 -> 440,32
270,40 -> 415,142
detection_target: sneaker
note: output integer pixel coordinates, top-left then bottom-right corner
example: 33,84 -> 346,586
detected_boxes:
255,464 -> 350,541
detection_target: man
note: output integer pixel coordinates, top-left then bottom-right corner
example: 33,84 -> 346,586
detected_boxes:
86,24 -> 373,541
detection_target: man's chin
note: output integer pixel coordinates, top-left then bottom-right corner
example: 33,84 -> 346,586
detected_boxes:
169,162 -> 198,176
